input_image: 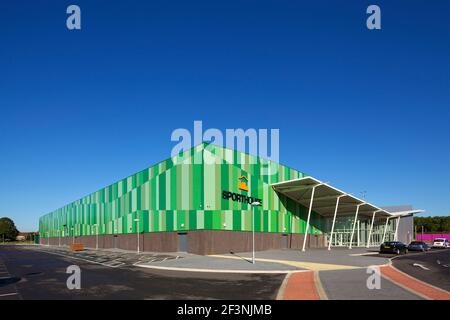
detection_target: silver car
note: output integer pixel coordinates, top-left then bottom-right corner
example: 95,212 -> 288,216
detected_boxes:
432,238 -> 450,248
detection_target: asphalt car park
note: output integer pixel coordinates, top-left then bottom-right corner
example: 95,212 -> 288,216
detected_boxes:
391,248 -> 450,292
1,245 -> 448,300
374,246 -> 450,295
0,245 -> 284,300
33,246 -> 184,268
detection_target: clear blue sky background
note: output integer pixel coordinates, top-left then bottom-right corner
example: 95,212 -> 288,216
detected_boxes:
1,1 -> 449,231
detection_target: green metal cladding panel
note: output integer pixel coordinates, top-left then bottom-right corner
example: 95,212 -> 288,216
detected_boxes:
39,143 -> 326,238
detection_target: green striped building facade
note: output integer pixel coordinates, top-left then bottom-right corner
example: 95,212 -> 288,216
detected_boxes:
39,144 -> 326,252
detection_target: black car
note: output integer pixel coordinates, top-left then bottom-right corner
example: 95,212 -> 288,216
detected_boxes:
408,241 -> 430,252
379,241 -> 408,254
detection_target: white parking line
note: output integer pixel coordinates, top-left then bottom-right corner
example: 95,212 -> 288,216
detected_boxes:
0,260 -> 21,300
413,263 -> 430,270
38,250 -> 124,268
0,293 -> 19,297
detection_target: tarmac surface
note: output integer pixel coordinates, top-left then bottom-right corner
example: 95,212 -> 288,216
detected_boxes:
0,245 -> 284,299
1,245 -> 449,300
391,249 -> 450,291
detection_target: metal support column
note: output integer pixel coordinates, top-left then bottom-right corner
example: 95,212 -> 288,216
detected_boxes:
394,216 -> 400,241
366,210 -> 379,248
302,185 -> 319,252
349,204 -> 363,249
328,195 -> 345,251
381,217 -> 389,244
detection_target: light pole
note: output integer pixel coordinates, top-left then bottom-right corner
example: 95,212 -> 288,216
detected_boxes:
47,232 -> 50,246
134,218 -> 140,254
95,224 -> 99,250
71,227 -> 75,244
250,201 -> 261,264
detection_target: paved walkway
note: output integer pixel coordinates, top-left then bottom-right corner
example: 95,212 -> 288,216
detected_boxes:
313,267 -> 422,300
275,250 -> 450,300
215,248 -> 390,267
136,254 -> 301,273
136,248 -> 389,273
282,272 -> 321,300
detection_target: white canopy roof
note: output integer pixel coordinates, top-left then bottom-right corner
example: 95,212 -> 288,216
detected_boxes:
272,176 -> 405,219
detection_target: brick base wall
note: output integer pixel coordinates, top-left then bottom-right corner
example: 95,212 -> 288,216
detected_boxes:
40,231 -> 326,255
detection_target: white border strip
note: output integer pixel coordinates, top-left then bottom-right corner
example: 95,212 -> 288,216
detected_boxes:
134,263 -> 308,274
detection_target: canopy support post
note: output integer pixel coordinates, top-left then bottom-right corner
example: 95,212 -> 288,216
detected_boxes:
328,195 -> 345,251
366,211 -> 378,248
302,185 -> 319,252
394,216 -> 400,241
349,204 -> 363,249
381,217 -> 389,244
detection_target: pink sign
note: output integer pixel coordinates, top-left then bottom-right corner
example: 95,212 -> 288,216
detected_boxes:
416,233 -> 450,241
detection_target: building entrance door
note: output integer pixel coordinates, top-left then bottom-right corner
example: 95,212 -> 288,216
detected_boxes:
281,234 -> 289,249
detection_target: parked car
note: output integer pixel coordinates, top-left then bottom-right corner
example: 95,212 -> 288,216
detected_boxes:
408,241 -> 430,252
380,241 -> 408,254
432,238 -> 450,249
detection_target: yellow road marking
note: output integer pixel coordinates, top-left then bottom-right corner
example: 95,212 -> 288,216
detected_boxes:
209,255 -> 359,271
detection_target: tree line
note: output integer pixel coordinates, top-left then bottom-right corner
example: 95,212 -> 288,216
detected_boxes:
0,217 -> 19,241
414,216 -> 450,233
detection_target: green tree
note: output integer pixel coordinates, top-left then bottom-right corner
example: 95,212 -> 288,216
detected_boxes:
0,217 -> 19,241
414,216 -> 450,233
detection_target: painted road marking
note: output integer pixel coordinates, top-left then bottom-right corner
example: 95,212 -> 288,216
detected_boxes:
380,265 -> 450,300
276,273 -> 292,300
210,255 -> 360,271
0,259 -> 21,300
413,263 -> 430,270
0,293 -> 19,297
349,252 -> 379,256
32,246 -> 182,268
314,271 -> 328,300
36,249 -> 125,268
134,262 -> 303,274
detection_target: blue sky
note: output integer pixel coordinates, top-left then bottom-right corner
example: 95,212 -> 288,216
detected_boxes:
1,1 -> 449,231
